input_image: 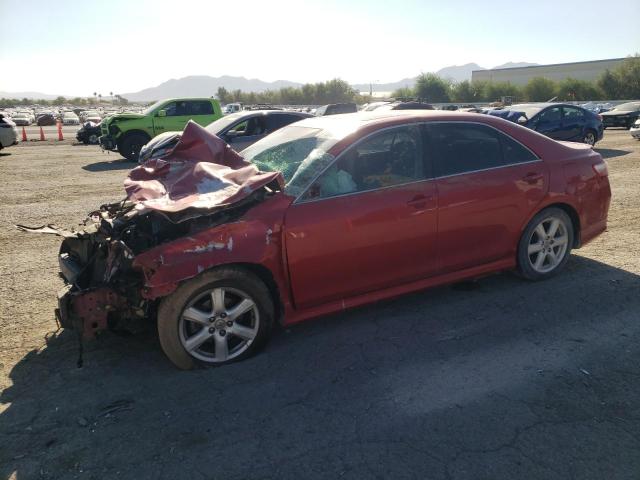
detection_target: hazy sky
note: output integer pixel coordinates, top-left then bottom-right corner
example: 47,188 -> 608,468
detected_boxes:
1,0 -> 638,96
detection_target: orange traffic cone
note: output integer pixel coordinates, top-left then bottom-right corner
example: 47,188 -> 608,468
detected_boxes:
57,121 -> 64,141
39,126 -> 45,141
21,126 -> 27,142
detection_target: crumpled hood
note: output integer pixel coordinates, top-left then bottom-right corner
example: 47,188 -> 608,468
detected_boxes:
601,110 -> 635,116
111,112 -> 145,120
124,121 -> 284,213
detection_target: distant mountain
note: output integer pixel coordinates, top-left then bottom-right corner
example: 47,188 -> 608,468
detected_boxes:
1,62 -> 542,101
435,63 -> 485,82
121,75 -> 303,101
353,61 -> 539,93
492,62 -> 539,70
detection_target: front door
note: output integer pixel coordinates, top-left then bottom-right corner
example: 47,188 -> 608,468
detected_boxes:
152,101 -> 189,134
427,122 -> 549,273
284,124 -> 438,309
533,106 -> 563,140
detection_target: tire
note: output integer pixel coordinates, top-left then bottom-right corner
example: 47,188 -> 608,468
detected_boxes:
157,267 -> 274,369
88,134 -> 99,145
117,132 -> 149,161
517,207 -> 574,281
583,129 -> 597,147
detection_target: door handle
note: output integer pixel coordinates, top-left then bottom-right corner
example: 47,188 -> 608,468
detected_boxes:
522,172 -> 543,184
407,194 -> 433,208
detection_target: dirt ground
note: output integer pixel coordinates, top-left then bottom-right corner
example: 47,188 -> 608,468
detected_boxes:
1,131 -> 639,479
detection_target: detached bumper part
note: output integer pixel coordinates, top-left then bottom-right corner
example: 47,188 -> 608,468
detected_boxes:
56,286 -> 128,339
99,135 -> 116,151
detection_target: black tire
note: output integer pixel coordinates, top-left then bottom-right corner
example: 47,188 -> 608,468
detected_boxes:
583,129 -> 597,147
88,134 -> 99,145
157,267 -> 274,370
517,207 -> 574,281
117,132 -> 149,161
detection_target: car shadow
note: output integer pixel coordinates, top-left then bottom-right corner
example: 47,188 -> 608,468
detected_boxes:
0,152 -> 11,157
1,255 -> 639,479
595,147 -> 632,159
82,159 -> 136,172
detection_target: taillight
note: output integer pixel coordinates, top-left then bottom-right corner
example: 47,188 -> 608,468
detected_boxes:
593,162 -> 608,177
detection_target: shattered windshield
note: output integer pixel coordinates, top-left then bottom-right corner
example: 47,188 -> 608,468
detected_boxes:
242,125 -> 340,197
509,105 -> 543,118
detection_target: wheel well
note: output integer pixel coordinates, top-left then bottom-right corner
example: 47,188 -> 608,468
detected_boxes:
223,263 -> 284,325
117,130 -> 150,146
544,203 -> 581,248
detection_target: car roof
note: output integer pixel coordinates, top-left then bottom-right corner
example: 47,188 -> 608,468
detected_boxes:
294,110 -> 492,129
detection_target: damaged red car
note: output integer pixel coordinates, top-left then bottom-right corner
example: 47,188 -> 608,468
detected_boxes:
23,112 -> 611,369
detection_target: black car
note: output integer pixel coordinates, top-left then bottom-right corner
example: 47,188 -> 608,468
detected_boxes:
601,101 -> 640,129
138,110 -> 313,163
36,114 -> 56,126
76,121 -> 102,144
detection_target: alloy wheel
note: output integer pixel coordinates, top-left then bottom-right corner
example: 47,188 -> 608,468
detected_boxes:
527,216 -> 569,274
178,287 -> 260,363
584,131 -> 596,146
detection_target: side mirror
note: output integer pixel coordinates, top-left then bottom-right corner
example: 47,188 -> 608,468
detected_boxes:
157,109 -> 167,117
517,116 -> 528,125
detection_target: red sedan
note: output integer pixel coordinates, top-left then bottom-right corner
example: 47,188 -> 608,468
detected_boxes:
44,111 -> 611,369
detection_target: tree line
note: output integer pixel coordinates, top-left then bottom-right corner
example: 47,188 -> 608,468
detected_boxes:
396,54 -> 639,104
0,95 -> 129,109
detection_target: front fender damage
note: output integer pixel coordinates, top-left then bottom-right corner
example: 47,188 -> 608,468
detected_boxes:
18,121 -> 287,347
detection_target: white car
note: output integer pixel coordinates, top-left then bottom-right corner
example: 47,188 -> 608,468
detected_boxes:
11,112 -> 31,126
81,111 -> 102,123
0,114 -> 19,150
631,119 -> 640,140
62,112 -> 80,125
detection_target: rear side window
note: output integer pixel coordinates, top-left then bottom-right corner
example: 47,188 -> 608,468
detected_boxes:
563,106 -> 585,122
427,123 -> 537,177
187,101 -> 214,115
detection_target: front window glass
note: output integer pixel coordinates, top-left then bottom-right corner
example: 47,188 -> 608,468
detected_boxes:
303,125 -> 425,200
242,125 -> 341,196
537,107 -> 562,123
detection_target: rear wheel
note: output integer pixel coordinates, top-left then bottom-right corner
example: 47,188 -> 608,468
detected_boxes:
117,133 -> 149,161
583,130 -> 596,146
517,208 -> 573,281
157,267 -> 274,369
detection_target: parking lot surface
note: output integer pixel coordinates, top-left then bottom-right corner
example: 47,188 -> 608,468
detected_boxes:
1,131 -> 639,479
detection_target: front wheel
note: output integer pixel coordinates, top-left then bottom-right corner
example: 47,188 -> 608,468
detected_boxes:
157,267 -> 274,369
517,208 -> 574,281
117,133 -> 149,161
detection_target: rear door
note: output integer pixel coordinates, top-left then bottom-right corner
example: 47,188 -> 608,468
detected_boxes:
428,122 -> 548,273
561,106 -> 586,141
185,100 -> 217,127
284,124 -> 438,309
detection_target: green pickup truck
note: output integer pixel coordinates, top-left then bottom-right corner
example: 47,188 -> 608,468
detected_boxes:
99,98 -> 223,160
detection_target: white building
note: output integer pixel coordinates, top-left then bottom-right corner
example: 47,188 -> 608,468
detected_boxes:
472,58 -> 627,86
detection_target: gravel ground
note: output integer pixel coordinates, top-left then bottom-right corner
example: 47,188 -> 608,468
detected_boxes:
0,131 -> 639,480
